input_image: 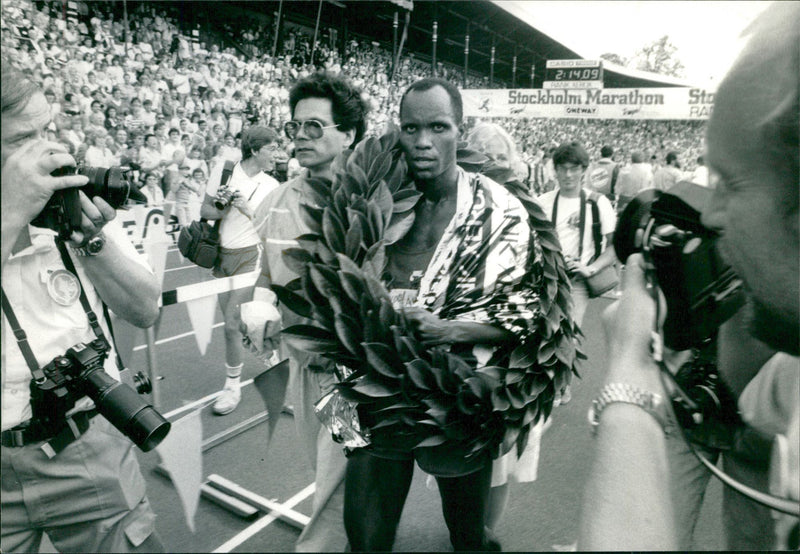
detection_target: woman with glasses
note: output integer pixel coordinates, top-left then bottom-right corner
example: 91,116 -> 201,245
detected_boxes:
200,126 -> 281,416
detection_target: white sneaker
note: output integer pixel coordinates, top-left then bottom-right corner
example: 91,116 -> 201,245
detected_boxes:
213,386 -> 241,415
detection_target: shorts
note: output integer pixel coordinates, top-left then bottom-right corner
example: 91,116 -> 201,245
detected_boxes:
212,244 -> 262,278
356,408 -> 490,477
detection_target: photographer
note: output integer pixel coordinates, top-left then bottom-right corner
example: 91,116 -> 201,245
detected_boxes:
1,67 -> 163,552
578,3 -> 799,549
200,126 -> 280,416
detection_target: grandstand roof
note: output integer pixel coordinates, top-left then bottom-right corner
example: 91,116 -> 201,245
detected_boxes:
321,1 -> 692,88
152,0 -> 696,88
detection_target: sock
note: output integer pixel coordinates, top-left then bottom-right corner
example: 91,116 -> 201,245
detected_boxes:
224,363 -> 243,390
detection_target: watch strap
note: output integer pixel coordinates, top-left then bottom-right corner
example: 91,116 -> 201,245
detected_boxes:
588,382 -> 670,436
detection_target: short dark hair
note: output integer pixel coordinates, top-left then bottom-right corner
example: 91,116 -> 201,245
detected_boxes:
631,152 -> 644,164
553,142 -> 590,169
240,126 -> 278,160
666,151 -> 679,164
600,145 -> 614,158
400,77 -> 463,124
289,72 -> 368,144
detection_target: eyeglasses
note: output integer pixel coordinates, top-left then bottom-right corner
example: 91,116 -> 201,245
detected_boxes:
283,119 -> 339,140
556,164 -> 584,174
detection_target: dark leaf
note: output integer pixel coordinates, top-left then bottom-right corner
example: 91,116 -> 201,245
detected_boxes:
309,264 -> 341,298
336,383 -> 377,404
351,375 -> 398,398
406,358 -> 436,390
339,269 -> 366,304
299,203 -> 323,233
367,150 -> 394,185
303,177 -> 333,207
322,207 -> 346,254
364,241 -> 387,275
281,325 -> 341,354
363,342 -> 403,379
384,210 -> 415,245
272,284 -> 312,319
344,217 -> 364,260
281,248 -> 313,276
391,188 -> 423,213
415,434 -> 448,448
509,344 -> 536,369
334,312 -> 363,358
370,180 -> 394,224
491,388 -> 511,411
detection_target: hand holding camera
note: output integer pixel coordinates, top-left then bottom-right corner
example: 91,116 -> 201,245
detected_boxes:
213,186 -> 238,210
2,139 -> 88,233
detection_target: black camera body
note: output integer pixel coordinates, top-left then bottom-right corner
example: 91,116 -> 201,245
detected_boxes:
31,165 -> 146,239
614,181 -> 745,350
30,338 -> 170,451
214,186 -> 238,210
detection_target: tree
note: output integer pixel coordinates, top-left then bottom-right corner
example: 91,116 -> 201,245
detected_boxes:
599,52 -> 628,67
631,35 -> 685,78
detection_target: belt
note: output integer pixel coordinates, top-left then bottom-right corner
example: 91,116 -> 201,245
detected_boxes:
1,411 -> 97,452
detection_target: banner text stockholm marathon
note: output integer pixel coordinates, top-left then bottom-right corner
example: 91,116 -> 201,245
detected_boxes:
463,87 -> 714,120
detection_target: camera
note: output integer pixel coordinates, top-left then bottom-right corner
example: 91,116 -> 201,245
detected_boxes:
30,338 -> 171,452
214,186 -> 238,210
31,165 -> 147,239
613,181 -> 745,350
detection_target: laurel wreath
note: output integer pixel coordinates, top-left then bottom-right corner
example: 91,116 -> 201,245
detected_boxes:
275,125 -> 583,459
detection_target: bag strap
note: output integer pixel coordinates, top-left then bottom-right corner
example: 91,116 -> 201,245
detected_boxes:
586,192 -> 603,262
553,190 -> 588,261
610,164 -> 620,195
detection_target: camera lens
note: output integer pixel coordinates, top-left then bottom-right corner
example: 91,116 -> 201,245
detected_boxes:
613,188 -> 661,263
84,369 -> 171,451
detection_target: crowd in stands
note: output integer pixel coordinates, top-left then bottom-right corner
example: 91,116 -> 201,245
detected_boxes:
1,0 -> 707,224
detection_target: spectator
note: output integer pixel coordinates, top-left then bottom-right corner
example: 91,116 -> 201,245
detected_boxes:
200,126 -> 280,416
615,151 -> 653,214
140,171 -> 165,206
689,155 -> 710,188
653,150 -> 683,190
584,145 -> 619,202
538,142 -> 617,329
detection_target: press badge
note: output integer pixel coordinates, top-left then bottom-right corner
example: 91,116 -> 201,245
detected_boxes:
46,268 -> 81,306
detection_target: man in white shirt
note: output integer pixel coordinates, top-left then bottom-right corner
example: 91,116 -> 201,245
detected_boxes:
200,127 -> 280,416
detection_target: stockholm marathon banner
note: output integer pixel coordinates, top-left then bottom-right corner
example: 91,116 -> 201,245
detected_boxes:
463,87 -> 715,120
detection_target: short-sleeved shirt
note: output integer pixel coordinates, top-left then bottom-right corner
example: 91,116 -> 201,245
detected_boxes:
1,219 -> 153,430
538,188 -> 617,265
207,161 -> 279,249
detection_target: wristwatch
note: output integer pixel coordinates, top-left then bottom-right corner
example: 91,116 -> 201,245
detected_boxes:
70,233 -> 106,257
588,382 -> 670,436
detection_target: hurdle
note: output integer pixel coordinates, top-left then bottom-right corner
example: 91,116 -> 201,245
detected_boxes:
144,270 -> 307,528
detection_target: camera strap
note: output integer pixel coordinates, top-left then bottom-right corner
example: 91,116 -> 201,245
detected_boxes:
0,289 -> 47,383
552,190 -> 588,262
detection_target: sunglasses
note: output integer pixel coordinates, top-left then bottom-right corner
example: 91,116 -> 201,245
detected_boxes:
283,119 -> 339,140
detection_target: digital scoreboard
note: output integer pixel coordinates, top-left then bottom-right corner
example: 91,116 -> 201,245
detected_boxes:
543,59 -> 604,89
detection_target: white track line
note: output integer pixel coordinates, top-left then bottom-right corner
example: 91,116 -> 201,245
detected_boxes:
212,483 -> 316,553
132,322 -> 225,351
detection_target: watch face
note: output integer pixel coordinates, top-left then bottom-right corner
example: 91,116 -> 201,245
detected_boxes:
87,235 -> 105,254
